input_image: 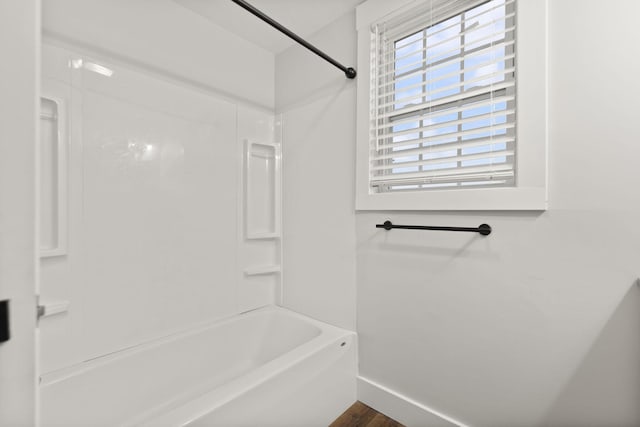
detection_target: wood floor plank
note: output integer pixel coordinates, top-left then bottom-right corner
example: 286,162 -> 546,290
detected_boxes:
329,401 -> 404,427
329,401 -> 376,427
367,413 -> 403,427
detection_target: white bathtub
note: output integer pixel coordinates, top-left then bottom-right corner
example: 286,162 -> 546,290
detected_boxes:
40,306 -> 356,426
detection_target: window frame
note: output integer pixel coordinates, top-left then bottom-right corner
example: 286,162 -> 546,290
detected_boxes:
355,0 -> 547,211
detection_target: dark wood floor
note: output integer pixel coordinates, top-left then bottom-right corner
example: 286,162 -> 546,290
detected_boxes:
329,401 -> 405,427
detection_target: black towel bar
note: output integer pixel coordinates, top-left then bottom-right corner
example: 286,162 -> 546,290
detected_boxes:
376,221 -> 491,236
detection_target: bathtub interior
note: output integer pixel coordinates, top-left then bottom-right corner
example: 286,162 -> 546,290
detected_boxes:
40,307 -> 351,427
250,309 -> 323,364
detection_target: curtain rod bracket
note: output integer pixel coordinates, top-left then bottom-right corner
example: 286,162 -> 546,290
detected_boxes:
345,67 -> 357,79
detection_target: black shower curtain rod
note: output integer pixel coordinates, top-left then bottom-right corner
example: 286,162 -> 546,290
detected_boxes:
230,0 -> 357,79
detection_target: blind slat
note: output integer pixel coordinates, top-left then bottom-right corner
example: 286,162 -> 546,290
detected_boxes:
388,0 -> 481,43
373,136 -> 514,161
392,0 -> 515,51
371,171 -> 513,187
371,165 -> 514,184
378,122 -> 515,151
377,27 -> 515,80
387,12 -> 516,68
377,67 -> 515,111
383,38 -> 515,88
376,80 -> 515,121
372,149 -> 514,172
379,53 -> 515,102
385,0 -> 513,47
387,94 -> 515,127
376,108 -> 515,141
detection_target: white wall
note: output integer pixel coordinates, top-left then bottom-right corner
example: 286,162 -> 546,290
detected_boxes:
0,1 -> 39,425
276,1 -> 640,426
276,12 -> 358,330
42,0 -> 275,110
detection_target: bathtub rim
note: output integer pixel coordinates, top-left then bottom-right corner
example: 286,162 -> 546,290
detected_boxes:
40,305 -> 345,387
135,316 -> 355,427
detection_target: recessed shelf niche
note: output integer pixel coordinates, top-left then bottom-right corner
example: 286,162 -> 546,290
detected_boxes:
244,140 -> 281,240
40,96 -> 68,257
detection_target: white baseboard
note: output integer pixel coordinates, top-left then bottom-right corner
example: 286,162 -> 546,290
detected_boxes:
357,376 -> 467,427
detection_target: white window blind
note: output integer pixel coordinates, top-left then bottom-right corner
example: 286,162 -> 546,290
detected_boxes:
370,0 -> 516,192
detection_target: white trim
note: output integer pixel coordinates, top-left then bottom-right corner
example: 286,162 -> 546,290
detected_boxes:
274,116 -> 284,306
0,1 -> 40,425
358,376 -> 467,427
357,186 -> 546,211
355,0 -> 548,211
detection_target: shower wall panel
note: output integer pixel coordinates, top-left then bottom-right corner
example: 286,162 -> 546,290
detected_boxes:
80,74 -> 237,361
40,43 -> 276,374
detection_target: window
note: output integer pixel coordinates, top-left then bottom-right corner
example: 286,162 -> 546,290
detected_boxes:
373,0 -> 516,192
356,0 -> 547,211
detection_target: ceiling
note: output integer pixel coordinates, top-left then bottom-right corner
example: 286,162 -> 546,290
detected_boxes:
173,0 -> 364,53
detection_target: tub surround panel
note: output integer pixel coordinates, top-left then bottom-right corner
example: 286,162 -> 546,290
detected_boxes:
39,43 -> 279,375
80,88 -> 237,360
277,11 -> 358,331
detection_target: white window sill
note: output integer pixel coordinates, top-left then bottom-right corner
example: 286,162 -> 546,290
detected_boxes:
356,186 -> 547,211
